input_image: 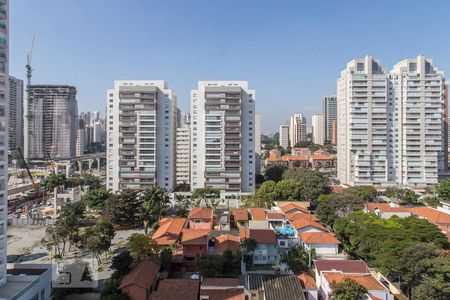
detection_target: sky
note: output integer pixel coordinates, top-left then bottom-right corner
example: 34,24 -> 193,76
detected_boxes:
9,0 -> 450,131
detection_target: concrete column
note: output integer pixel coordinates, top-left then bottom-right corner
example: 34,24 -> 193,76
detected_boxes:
96,157 -> 101,172
65,161 -> 72,178
88,159 -> 94,171
77,160 -> 83,174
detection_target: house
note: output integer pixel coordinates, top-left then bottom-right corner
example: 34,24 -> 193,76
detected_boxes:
181,229 -> 210,263
408,206 -> 450,232
279,202 -> 310,214
215,209 -> 231,231
319,272 -> 393,300
286,212 -> 319,223
231,208 -> 249,228
299,232 -> 340,255
273,221 -> 299,251
248,208 -> 266,221
282,155 -> 310,168
309,155 -> 336,171
150,279 -> 199,300
151,217 -> 186,248
313,259 -> 370,287
119,260 -> 160,300
214,234 -> 241,254
297,273 -> 318,300
292,218 -> 327,233
266,211 -> 285,227
240,228 -> 278,265
189,207 -> 213,229
365,203 -> 411,219
292,147 -> 311,156
200,278 -> 247,300
245,272 -> 306,300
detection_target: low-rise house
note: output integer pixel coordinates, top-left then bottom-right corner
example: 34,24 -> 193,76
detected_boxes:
313,259 -> 370,287
214,234 -> 241,254
119,260 -> 160,300
200,278 -> 246,300
266,211 -> 285,227
150,279 -> 199,300
286,212 -> 319,223
245,272 -> 306,300
365,203 -> 411,219
299,232 -> 340,255
408,206 -> 450,232
231,208 -> 249,228
215,209 -> 231,231
279,202 -> 309,214
283,155 -> 310,168
309,155 -> 336,171
151,217 -> 186,248
189,207 -> 213,229
273,221 -> 299,250
297,273 -> 318,300
292,218 -> 327,234
240,228 -> 278,265
292,147 -> 311,156
248,208 -> 266,221
181,229 -> 210,263
319,272 -> 393,300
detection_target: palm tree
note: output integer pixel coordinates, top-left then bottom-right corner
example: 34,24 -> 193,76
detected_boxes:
138,187 -> 170,235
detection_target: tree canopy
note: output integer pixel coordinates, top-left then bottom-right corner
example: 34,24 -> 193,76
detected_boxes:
104,189 -> 142,227
329,278 -> 368,300
264,164 -> 287,182
283,168 -> 330,201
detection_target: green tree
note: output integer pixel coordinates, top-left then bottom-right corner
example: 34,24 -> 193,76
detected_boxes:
196,254 -> 220,277
315,194 -> 336,227
137,187 -> 170,234
399,189 -> 419,205
436,178 -> 450,201
282,245 -> 310,274
104,189 -> 141,227
128,233 -> 159,261
252,180 -> 278,208
41,173 -> 67,191
173,194 -> 191,217
352,186 -> 377,203
274,179 -> 303,200
82,219 -> 115,264
264,164 -> 287,182
329,278 -> 368,300
81,173 -> 102,189
221,250 -> 241,277
83,187 -> 110,211
111,250 -> 133,280
160,248 -> 172,272
192,187 -> 220,208
283,168 -> 330,202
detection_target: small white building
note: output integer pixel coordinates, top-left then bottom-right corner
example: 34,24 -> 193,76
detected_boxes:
299,232 -> 340,255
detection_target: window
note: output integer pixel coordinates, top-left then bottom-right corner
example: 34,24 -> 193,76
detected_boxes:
194,219 -> 201,224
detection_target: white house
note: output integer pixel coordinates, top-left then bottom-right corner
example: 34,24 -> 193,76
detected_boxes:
299,232 -> 340,255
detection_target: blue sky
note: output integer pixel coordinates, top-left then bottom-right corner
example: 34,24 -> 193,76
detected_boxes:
9,0 -> 450,131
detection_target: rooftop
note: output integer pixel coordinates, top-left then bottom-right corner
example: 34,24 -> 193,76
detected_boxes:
189,207 -> 213,220
239,228 -> 277,244
285,212 -> 319,222
214,234 -> 241,254
408,206 -> 450,225
297,273 -> 318,290
150,279 -> 199,300
279,202 -> 309,214
314,259 -> 369,274
181,229 -> 210,245
245,273 -> 306,300
119,259 -> 160,290
366,203 -> 410,213
231,208 -> 249,221
300,232 -> 340,244
202,278 -> 240,287
323,272 -> 386,291
151,217 -> 186,246
291,218 -> 327,231
248,208 -> 266,221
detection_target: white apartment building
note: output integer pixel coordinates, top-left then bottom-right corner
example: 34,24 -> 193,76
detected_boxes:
312,113 -> 325,145
0,0 -> 7,287
322,96 -> 337,144
279,124 -> 289,149
8,76 -> 23,153
76,119 -> 86,156
289,113 -> 307,147
176,124 -> 190,186
190,81 -> 256,195
337,55 -> 446,187
106,80 -> 177,192
255,113 -> 261,154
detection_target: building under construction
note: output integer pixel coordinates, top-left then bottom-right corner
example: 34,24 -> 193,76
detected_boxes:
24,85 -> 78,159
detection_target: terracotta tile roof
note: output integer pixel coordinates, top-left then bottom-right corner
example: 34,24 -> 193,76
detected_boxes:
181,229 -> 210,245
248,208 -> 266,221
300,232 -> 340,244
151,217 -> 186,246
231,208 -> 249,221
310,155 -> 335,160
366,203 -> 410,213
314,259 -> 369,274
292,147 -> 309,151
368,295 -> 383,300
330,185 -> 346,194
202,278 -> 240,287
189,207 -> 213,220
280,203 -> 309,214
323,272 -> 385,291
408,207 -> 450,226
297,273 -> 318,289
291,218 -> 327,232
282,155 -> 309,161
214,234 -> 241,254
239,228 -> 277,244
314,149 -> 326,154
118,259 -> 160,290
200,288 -> 244,300
285,212 -> 319,222
151,279 -> 199,300
266,211 -> 285,220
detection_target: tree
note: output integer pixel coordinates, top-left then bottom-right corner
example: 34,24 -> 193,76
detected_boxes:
283,168 -> 330,201
264,164 -> 287,182
196,254 -> 220,278
251,180 -> 277,208
413,276 -> 450,300
128,233 -> 159,261
294,140 -> 312,148
315,194 -> 337,227
81,173 -> 102,189
274,179 -> 303,200
101,278 -> 131,300
192,187 -> 220,208
111,250 -> 133,280
104,189 -> 141,227
352,186 -> 377,203
220,250 -> 241,277
399,189 -> 419,205
436,178 -> 450,201
329,278 -> 368,300
137,187 -> 170,234
283,245 -> 310,273
173,194 -> 190,217
160,248 -> 172,272
83,187 -> 110,211
41,173 -> 67,191
423,195 -> 440,208
82,219 -> 115,264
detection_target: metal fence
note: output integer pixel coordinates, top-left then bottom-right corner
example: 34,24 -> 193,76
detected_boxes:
8,217 -> 55,226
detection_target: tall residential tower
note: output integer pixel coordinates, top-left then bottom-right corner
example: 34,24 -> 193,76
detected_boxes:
289,113 -> 307,147
322,96 -> 337,144
8,76 -> 23,153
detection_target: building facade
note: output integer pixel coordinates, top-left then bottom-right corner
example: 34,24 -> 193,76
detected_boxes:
76,119 -> 86,156
25,85 -> 78,159
0,0 -> 7,287
312,113 -> 325,145
337,55 -> 446,187
279,124 -> 289,149
255,113 -> 261,154
8,76 -> 23,153
106,80 -> 177,191
289,113 -> 307,147
190,81 -> 256,194
322,96 -> 337,144
176,123 -> 190,186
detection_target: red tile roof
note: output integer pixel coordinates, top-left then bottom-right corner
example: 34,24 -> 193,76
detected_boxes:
151,279 -> 199,300
231,208 -> 249,221
279,203 -> 309,214
200,288 -> 244,300
202,278 -> 240,287
285,212 -> 319,222
300,232 -> 340,244
239,228 -> 277,244
366,203 -> 410,213
189,207 -> 213,220
282,155 -> 309,161
323,272 -> 385,291
248,208 -> 266,221
292,147 -> 309,151
408,207 -> 450,226
297,273 -> 318,289
118,259 -> 160,290
151,217 -> 186,246
291,218 -> 327,232
310,155 -> 335,160
266,211 -> 285,220
181,229 -> 210,245
314,259 -> 369,274
214,234 -> 240,254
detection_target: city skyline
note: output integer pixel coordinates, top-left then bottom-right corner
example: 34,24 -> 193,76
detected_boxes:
9,0 -> 450,131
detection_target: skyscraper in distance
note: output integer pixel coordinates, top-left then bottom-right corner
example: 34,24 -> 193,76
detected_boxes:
279,124 -> 289,149
8,76 -> 23,153
255,113 -> 261,154
312,113 -> 325,145
322,96 -> 337,144
289,113 -> 307,147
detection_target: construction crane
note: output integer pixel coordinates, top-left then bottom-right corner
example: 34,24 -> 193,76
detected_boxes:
17,147 -> 40,195
26,36 -> 35,87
